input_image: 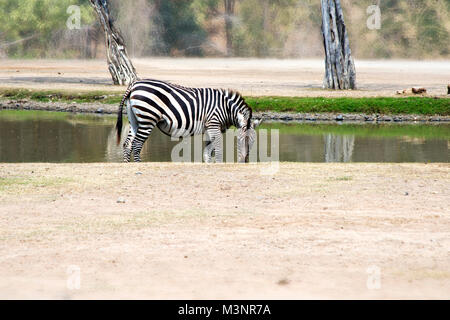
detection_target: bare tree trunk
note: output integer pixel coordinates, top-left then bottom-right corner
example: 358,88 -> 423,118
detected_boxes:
224,0 -> 235,56
89,0 -> 137,85
321,0 -> 356,90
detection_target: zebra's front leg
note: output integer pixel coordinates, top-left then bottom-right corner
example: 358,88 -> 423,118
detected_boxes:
203,140 -> 214,163
206,127 -> 223,163
203,128 -> 215,163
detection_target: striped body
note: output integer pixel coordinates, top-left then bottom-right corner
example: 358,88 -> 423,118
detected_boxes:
116,79 -> 254,162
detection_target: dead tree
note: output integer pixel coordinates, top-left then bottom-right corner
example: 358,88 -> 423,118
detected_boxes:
89,0 -> 137,85
320,0 -> 356,89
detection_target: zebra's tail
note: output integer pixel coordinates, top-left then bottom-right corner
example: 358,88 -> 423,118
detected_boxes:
116,81 -> 135,145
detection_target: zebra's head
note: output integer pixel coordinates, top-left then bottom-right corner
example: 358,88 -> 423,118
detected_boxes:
236,112 -> 262,163
227,90 -> 262,163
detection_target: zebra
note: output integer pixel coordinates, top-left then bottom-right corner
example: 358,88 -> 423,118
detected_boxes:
115,79 -> 262,163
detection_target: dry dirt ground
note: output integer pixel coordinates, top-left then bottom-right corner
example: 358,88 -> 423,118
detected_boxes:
0,163 -> 449,299
1,58 -> 449,97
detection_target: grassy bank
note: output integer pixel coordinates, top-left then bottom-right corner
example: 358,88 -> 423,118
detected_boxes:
247,96 -> 450,115
1,88 -> 449,115
0,88 -> 123,104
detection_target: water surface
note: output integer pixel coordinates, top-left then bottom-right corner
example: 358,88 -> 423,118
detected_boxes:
0,110 -> 448,163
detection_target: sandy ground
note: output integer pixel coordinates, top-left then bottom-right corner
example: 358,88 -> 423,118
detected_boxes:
0,162 -> 449,299
1,58 -> 449,97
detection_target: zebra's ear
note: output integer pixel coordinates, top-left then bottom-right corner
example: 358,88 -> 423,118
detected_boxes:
237,112 -> 247,128
252,119 -> 263,128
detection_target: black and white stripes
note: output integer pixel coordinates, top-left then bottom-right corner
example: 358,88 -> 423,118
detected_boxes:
116,79 -> 258,162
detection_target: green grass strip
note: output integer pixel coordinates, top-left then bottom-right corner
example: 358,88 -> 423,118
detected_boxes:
1,88 -> 449,115
246,96 -> 450,116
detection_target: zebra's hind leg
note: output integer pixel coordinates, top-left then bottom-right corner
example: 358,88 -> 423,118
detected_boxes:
132,126 -> 154,162
122,128 -> 134,162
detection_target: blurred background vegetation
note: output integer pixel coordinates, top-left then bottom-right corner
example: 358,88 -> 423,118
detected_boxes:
0,0 -> 449,59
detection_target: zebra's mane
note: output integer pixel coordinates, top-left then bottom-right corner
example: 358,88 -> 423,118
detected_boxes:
226,89 -> 251,110
226,88 -> 242,98
226,89 -> 253,128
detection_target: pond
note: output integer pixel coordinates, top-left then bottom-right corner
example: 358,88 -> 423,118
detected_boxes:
0,110 -> 448,163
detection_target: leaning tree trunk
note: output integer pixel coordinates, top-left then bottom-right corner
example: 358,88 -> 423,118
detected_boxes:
89,0 -> 137,85
320,0 -> 356,90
